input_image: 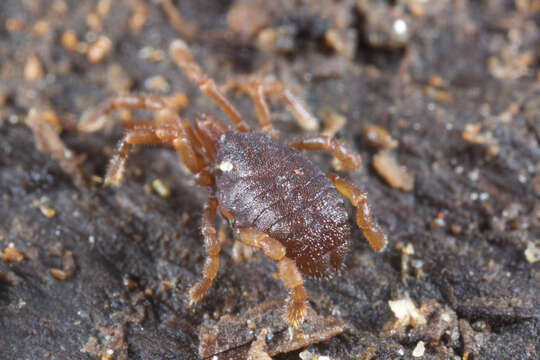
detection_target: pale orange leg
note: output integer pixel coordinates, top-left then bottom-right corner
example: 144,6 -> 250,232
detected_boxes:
189,196 -> 220,304
222,79 -> 274,134
327,173 -> 387,252
104,127 -> 161,185
224,78 -> 319,132
157,0 -> 199,41
289,136 -> 362,171
258,80 -> 319,131
102,122 -> 207,186
236,228 -> 307,326
169,40 -> 250,132
78,94 -> 168,132
77,94 -> 207,181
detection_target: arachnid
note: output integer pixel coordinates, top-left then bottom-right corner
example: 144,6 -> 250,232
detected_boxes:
78,40 -> 387,326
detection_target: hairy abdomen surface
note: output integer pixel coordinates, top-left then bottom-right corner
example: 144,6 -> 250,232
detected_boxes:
215,132 -> 350,277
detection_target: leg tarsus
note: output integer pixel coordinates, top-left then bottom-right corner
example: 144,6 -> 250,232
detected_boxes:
189,197 -> 220,304
236,228 -> 307,326
286,285 -> 307,327
104,127 -> 162,185
78,94 -> 166,132
248,80 -> 319,132
279,87 -> 319,132
327,173 -> 387,251
277,257 -> 307,326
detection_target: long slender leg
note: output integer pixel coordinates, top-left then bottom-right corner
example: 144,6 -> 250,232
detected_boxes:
189,196 -> 220,304
78,94 -> 167,132
104,123 -> 208,186
169,40 -> 250,132
222,79 -> 274,134
258,80 -> 319,131
224,78 -> 319,132
289,136 -> 362,171
156,0 -> 199,41
236,228 -> 307,326
105,127 -> 162,185
77,94 -> 208,179
327,173 -> 387,252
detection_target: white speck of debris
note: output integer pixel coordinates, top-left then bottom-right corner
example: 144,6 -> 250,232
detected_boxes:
300,351 -> 331,360
288,326 -> 294,341
468,169 -> 479,181
412,341 -> 425,357
211,356 -> 218,360
17,299 -> 26,309
524,242 -> 540,263
88,236 -> 95,245
397,348 -> 405,356
218,161 -> 234,172
479,192 -> 489,201
393,19 -> 408,36
8,115 -> 19,124
106,349 -> 114,356
441,312 -> 452,322
455,166 -> 464,174
434,217 -> 445,227
403,243 -> 415,255
64,150 -> 72,159
470,192 -> 478,201
518,174 -> 527,183
388,298 -> 426,327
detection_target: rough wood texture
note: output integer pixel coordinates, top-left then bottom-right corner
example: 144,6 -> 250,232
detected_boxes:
1,1 -> 538,359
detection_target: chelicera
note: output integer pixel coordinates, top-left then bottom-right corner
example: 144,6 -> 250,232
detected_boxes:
79,40 -> 387,325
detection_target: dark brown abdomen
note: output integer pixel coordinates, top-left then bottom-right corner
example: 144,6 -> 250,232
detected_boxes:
215,132 -> 350,277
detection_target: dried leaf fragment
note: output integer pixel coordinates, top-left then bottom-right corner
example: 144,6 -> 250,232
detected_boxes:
247,329 -> 272,360
198,300 -> 344,359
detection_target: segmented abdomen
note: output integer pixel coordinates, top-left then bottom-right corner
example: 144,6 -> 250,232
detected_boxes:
215,132 -> 350,276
